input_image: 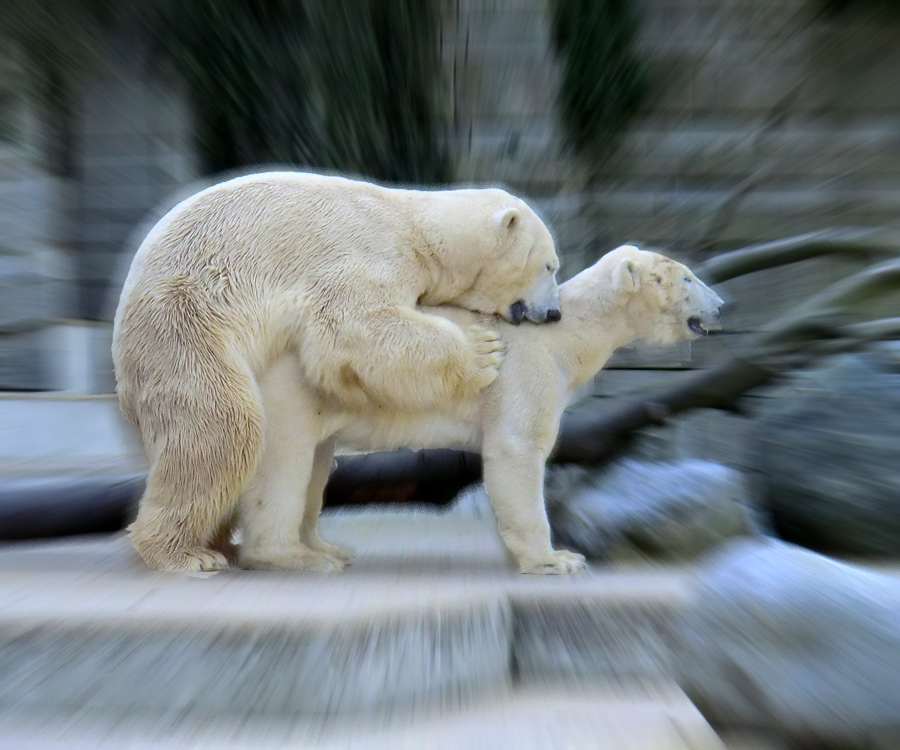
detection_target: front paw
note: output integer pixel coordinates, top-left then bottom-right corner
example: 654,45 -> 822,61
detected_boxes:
462,324 -> 504,393
518,550 -> 587,575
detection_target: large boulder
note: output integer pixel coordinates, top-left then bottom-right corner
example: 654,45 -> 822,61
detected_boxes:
673,537 -> 900,748
545,458 -> 763,562
755,348 -> 900,556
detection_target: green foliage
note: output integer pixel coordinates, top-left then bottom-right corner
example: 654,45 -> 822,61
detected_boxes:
0,0 -> 112,103
0,0 -> 114,169
824,0 -> 900,18
135,0 -> 450,182
550,0 -> 648,169
304,0 -> 450,184
0,0 -> 450,183
136,0 -> 318,175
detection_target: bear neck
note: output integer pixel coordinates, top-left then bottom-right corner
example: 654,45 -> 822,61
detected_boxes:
551,270 -> 643,390
406,215 -> 479,304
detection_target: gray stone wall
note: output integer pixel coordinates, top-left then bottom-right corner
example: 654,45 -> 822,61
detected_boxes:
0,42 -> 198,390
0,146 -> 77,390
592,0 -> 900,248
3,0 -> 899,477
442,0 -> 570,196
442,0 -> 900,264
72,63 -> 199,321
439,0 -> 900,469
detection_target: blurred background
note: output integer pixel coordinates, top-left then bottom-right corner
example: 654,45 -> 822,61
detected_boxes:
3,3 -> 900,746
3,0 -> 900,498
3,0 -> 900,549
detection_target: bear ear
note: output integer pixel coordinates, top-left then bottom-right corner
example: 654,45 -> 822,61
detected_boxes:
496,207 -> 520,231
613,257 -> 640,292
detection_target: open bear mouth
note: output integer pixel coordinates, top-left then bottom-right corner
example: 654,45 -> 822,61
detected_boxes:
687,316 -> 709,335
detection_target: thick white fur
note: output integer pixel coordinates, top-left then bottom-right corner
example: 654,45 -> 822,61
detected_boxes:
235,245 -> 725,574
112,171 -> 561,572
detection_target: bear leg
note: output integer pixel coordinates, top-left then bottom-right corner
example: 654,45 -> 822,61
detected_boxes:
128,376 -> 265,573
482,444 -> 586,576
237,355 -> 345,573
300,438 -> 355,566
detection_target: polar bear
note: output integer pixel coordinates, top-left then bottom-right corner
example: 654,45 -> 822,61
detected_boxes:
232,245 -> 724,574
113,171 -> 562,573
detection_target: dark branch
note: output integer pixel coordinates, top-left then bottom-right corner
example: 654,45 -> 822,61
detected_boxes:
324,448 -> 482,510
697,227 -> 900,284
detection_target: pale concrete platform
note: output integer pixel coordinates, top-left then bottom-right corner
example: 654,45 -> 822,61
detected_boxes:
0,686 -> 726,749
0,508 -> 716,747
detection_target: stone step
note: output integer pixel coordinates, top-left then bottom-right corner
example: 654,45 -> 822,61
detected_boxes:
0,685 -> 726,749
0,512 -> 697,737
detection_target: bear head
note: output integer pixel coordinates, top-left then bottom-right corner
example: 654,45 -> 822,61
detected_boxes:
608,245 -> 724,345
452,199 -> 562,325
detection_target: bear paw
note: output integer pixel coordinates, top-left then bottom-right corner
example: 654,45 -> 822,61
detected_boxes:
313,542 -> 356,566
146,547 -> 230,573
518,550 -> 587,575
461,324 -> 504,394
239,545 -> 345,573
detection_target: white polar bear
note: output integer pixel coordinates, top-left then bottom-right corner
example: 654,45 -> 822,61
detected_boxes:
112,170 -> 562,573
234,244 -> 725,574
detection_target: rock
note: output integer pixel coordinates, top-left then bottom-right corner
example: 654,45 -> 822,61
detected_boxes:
755,349 -> 900,556
545,458 -> 763,562
673,537 -> 900,749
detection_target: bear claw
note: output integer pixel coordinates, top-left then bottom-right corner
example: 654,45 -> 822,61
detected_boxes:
464,324 -> 505,392
145,547 -> 230,573
239,548 -> 345,573
518,550 -> 587,575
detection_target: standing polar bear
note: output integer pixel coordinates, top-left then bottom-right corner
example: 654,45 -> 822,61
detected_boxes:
235,245 -> 724,574
113,170 -> 562,573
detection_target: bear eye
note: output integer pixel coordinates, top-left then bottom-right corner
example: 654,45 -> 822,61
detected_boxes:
546,264 -> 554,272
684,277 -> 692,283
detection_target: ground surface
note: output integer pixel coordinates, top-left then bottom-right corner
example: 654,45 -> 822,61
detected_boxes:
0,506 -> 734,748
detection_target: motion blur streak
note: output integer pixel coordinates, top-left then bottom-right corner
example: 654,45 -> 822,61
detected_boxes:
3,0 -> 900,747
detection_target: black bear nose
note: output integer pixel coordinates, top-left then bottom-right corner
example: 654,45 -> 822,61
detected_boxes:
546,308 -> 562,322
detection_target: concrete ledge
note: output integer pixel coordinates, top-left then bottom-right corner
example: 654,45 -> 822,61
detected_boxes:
511,595 -> 682,694
1,592 -> 512,724
0,686 -> 727,749
0,394 -> 146,540
0,515 -> 699,738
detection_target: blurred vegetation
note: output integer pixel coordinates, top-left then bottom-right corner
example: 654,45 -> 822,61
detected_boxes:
1,0 -> 657,182
0,0 -> 450,183
0,0 -> 112,172
140,0 -> 449,182
550,0 -> 648,175
824,0 -> 900,17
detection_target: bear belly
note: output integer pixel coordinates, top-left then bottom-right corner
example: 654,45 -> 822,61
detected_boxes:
331,411 -> 482,453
